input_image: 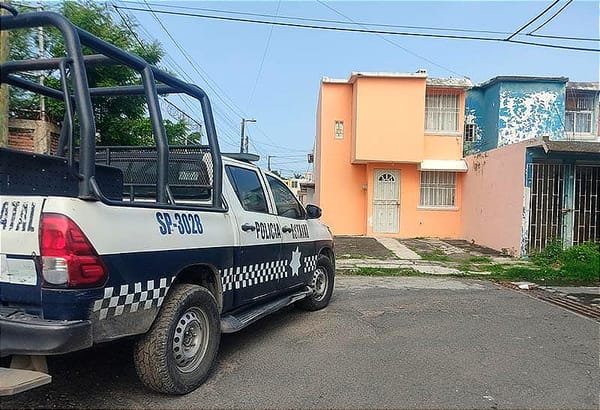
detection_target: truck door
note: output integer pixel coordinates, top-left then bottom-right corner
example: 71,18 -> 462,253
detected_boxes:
264,174 -> 316,290
225,164 -> 283,306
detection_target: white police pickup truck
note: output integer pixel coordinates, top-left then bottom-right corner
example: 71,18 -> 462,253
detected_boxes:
0,5 -> 334,395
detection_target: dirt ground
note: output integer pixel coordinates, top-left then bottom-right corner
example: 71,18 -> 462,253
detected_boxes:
334,236 -> 396,259
334,236 -> 505,261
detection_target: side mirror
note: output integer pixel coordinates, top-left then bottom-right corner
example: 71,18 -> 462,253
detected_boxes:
306,204 -> 322,219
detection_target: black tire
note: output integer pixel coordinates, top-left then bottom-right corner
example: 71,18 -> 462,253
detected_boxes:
297,255 -> 335,311
133,284 -> 221,395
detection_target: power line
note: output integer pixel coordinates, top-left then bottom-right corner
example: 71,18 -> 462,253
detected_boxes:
528,0 -> 573,34
112,5 -> 203,127
114,5 -> 250,152
113,2 -> 253,152
113,4 -> 600,52
247,0 -> 281,111
120,1 -> 517,37
527,33 -> 600,42
123,0 -> 293,154
505,0 -> 561,41
138,0 -> 250,121
316,0 -> 465,78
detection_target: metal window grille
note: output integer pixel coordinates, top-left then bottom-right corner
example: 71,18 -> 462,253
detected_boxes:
419,171 -> 456,207
334,120 -> 344,139
464,123 -> 476,143
565,94 -> 593,136
425,92 -> 459,132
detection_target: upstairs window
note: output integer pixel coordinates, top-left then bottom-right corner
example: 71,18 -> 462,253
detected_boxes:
425,91 -> 459,133
566,94 -> 593,136
419,171 -> 456,208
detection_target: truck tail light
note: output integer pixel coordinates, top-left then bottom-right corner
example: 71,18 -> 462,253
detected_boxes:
40,213 -> 107,288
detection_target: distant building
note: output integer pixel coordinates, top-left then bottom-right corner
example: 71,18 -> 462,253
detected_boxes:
285,172 -> 313,204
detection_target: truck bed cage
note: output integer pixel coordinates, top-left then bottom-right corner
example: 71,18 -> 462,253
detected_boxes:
0,5 -> 224,210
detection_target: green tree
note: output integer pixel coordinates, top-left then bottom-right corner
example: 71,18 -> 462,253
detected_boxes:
9,1 -> 189,146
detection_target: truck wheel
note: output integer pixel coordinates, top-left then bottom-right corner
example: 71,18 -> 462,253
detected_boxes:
297,255 -> 335,311
133,284 -> 220,395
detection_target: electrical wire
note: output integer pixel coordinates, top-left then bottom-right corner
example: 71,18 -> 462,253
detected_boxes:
505,0 -> 561,41
246,0 -> 281,111
316,0 -> 465,78
113,4 -> 600,53
527,33 -> 600,42
127,0 -> 304,157
119,1 -> 517,37
528,0 -> 573,35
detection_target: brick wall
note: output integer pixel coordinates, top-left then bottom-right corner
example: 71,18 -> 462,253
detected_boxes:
7,118 -> 60,154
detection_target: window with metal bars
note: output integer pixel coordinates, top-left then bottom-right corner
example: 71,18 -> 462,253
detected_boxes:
419,171 -> 456,207
464,123 -> 476,142
425,91 -> 459,133
565,94 -> 593,136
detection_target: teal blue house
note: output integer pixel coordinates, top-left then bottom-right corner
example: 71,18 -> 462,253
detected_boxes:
463,77 -> 599,255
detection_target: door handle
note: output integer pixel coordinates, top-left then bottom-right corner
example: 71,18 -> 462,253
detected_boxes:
282,225 -> 292,233
241,223 -> 256,232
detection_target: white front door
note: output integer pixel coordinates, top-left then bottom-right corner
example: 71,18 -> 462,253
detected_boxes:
373,169 -> 400,233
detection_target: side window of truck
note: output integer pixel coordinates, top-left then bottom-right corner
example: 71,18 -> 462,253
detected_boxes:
266,175 -> 306,220
225,165 -> 268,213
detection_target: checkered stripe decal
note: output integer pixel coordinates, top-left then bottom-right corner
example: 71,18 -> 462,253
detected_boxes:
92,276 -> 175,320
221,260 -> 289,292
303,255 -> 318,274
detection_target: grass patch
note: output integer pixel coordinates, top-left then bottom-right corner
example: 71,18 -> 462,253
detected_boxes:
344,267 -> 423,277
419,249 -> 451,262
468,256 -> 492,264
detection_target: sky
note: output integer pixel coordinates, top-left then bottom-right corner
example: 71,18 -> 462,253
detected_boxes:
111,1 -> 599,177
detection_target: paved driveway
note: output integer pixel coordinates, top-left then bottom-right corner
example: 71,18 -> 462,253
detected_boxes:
4,276 -> 599,409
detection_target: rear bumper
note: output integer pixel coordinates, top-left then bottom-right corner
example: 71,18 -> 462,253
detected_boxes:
0,307 -> 92,356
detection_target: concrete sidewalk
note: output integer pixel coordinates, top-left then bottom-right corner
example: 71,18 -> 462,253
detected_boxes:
334,235 -> 600,309
336,236 -> 499,275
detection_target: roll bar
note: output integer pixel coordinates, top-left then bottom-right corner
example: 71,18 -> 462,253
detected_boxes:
0,6 -> 224,209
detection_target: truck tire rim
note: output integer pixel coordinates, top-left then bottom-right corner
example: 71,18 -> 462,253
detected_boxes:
312,266 -> 328,302
172,307 -> 209,373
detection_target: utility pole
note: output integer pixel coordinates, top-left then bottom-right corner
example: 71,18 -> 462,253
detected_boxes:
268,155 -> 272,171
239,118 -> 256,153
0,1 -> 10,147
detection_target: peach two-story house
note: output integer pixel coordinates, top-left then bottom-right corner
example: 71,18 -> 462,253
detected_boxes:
314,71 -> 472,237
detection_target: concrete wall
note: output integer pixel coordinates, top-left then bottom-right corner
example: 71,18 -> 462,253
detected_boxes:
353,77 -> 426,163
315,82 -> 368,235
466,83 -> 500,153
498,82 -> 565,145
467,80 -> 566,154
462,141 -> 531,256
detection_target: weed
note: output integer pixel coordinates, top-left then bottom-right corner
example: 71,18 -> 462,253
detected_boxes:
346,267 -> 422,277
468,256 -> 492,264
530,241 -> 600,283
420,249 -> 451,262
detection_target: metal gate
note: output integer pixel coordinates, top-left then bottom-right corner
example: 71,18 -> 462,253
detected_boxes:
528,163 -> 599,253
373,169 -> 400,234
573,166 -> 600,245
528,163 -> 567,253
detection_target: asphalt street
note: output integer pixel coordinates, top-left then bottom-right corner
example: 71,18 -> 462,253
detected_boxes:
2,276 -> 599,409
